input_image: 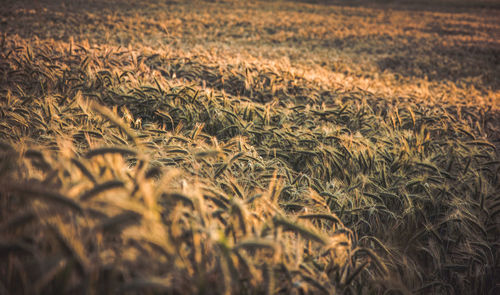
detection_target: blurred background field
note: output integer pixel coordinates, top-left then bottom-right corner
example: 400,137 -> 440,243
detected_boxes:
0,0 -> 499,294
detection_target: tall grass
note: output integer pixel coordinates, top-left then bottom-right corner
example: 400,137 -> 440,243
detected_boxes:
1,0 -> 499,293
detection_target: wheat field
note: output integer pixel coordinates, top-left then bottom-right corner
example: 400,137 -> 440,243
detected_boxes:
0,0 -> 499,294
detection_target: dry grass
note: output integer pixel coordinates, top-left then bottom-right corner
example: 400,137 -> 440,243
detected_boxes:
0,0 -> 499,294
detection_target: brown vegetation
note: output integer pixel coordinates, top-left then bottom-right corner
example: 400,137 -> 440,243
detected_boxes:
0,0 -> 499,294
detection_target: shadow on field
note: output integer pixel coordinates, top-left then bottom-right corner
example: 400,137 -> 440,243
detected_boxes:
315,31 -> 499,90
3,0 -> 181,16
376,44 -> 500,90
291,0 -> 500,12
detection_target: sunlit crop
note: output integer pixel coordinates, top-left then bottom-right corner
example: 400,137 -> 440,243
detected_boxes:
1,0 -> 499,294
